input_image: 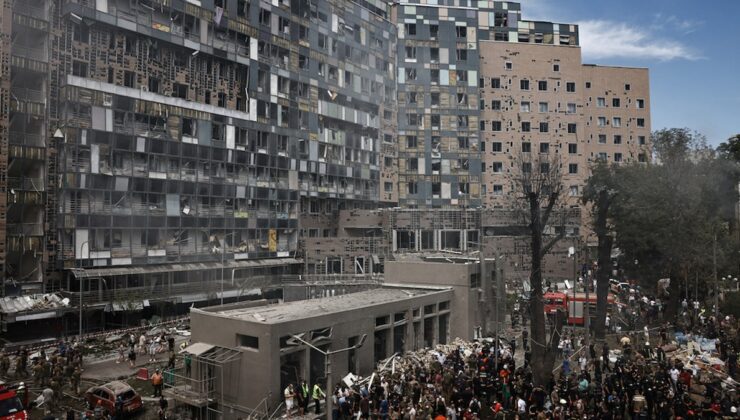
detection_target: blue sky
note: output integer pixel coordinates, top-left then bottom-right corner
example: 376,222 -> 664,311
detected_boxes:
522,0 -> 740,146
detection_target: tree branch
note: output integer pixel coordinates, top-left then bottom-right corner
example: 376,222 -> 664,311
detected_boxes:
542,230 -> 565,257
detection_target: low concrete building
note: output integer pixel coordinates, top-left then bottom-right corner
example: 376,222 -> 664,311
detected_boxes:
188,285 -> 459,410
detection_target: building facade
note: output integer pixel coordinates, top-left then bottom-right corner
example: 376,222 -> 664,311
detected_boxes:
0,0 -> 650,336
1,0 -> 397,334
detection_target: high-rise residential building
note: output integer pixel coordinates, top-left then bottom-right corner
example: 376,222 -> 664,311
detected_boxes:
0,0 -> 650,335
0,0 -> 396,334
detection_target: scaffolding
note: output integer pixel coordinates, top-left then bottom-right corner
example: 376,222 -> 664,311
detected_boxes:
164,343 -> 248,420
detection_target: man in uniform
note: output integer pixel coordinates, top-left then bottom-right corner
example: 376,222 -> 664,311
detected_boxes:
312,381 -> 325,414
32,360 -> 44,387
0,351 -> 9,378
71,365 -> 82,395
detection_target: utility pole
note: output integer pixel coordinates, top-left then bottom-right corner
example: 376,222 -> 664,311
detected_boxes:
713,232 -> 719,318
291,334 -> 367,418
584,251 -> 590,350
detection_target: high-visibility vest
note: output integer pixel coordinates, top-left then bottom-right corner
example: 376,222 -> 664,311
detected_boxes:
312,384 -> 324,399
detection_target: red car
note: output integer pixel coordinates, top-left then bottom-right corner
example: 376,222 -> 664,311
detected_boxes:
85,381 -> 143,416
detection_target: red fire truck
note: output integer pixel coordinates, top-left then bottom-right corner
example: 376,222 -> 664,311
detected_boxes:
543,291 -> 617,325
0,382 -> 28,420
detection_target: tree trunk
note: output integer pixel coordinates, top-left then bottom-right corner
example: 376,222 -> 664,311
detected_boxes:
594,189 -> 613,340
528,195 -> 549,386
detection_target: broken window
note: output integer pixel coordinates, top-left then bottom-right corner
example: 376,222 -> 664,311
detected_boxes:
258,8 -> 271,26
405,23 -> 416,36
520,79 -> 530,90
614,135 -> 622,144
456,48 -> 467,61
491,78 -> 501,88
456,26 -> 466,38
539,122 -> 549,133
429,24 -> 438,38
430,47 -> 439,62
406,136 -> 418,149
566,82 -> 576,92
521,122 -> 530,132
430,92 -> 440,106
172,83 -> 188,99
72,60 -> 88,77
522,142 -> 531,153
405,46 -> 416,60
405,68 -> 417,81
407,181 -> 417,194
458,137 -> 469,149
396,231 -> 416,250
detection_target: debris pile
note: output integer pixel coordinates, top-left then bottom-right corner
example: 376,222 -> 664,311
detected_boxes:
0,293 -> 70,314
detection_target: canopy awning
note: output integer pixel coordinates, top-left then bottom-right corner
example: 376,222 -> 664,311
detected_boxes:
69,258 -> 302,279
182,342 -> 215,356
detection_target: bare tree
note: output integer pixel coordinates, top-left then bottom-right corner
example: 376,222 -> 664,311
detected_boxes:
509,152 -> 568,386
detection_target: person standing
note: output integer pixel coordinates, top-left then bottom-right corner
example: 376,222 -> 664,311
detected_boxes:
284,384 -> 295,417
151,369 -> 164,397
312,381 -> 326,414
299,380 -> 310,415
128,347 -> 137,368
149,339 -> 158,363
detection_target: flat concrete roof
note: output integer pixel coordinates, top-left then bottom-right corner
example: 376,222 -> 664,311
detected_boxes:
197,287 -> 448,324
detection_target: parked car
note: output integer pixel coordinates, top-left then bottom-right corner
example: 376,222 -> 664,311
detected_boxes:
85,381 -> 143,416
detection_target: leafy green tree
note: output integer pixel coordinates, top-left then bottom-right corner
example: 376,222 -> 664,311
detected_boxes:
717,134 -> 740,162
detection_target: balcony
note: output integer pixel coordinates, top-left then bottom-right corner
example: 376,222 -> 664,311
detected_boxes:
12,45 -> 47,62
14,2 -> 49,21
7,177 -> 45,192
9,132 -> 45,147
7,222 -> 44,236
11,87 -> 46,105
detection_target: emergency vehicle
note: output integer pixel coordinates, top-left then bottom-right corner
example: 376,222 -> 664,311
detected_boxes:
543,291 -> 617,325
0,382 -> 28,420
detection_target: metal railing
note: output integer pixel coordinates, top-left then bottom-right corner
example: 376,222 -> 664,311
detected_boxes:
7,222 -> 44,236
12,45 -> 47,61
9,131 -> 45,147
7,177 -> 45,191
14,2 -> 49,20
11,87 -> 45,104
61,274 -> 382,307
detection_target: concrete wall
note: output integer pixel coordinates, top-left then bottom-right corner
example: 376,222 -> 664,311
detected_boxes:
385,261 -> 478,340
190,288 -> 454,409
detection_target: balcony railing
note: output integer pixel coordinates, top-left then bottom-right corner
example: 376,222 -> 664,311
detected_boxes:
11,87 -> 46,104
7,222 -> 44,236
9,132 -> 45,147
12,45 -> 47,62
7,177 -> 45,191
14,2 -> 49,20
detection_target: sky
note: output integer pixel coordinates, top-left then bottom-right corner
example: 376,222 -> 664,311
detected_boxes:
521,0 -> 740,146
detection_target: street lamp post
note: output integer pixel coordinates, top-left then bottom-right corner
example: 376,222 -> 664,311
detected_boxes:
78,240 -> 89,339
220,232 -> 235,305
290,334 -> 367,418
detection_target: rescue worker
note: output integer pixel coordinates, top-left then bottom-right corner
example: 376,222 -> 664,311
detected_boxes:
71,365 -> 82,395
32,360 -> 44,387
312,381 -> 325,414
0,351 -> 9,378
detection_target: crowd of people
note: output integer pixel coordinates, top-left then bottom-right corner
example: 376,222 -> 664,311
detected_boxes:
285,310 -> 738,419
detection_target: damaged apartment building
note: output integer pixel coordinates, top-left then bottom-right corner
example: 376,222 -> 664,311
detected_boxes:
0,0 -> 650,337
304,0 -> 649,277
0,0 -> 396,336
